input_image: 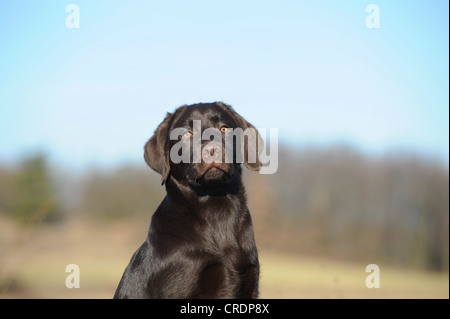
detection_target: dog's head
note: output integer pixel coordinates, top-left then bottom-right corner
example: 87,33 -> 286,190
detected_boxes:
144,102 -> 262,190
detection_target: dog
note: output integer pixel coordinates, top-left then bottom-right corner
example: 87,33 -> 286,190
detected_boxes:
114,102 -> 261,299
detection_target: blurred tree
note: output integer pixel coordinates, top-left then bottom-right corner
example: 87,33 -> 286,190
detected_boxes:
12,153 -> 60,224
0,167 -> 16,214
261,145 -> 449,272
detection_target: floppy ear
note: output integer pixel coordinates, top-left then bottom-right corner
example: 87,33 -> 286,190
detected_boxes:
217,102 -> 263,171
144,112 -> 174,185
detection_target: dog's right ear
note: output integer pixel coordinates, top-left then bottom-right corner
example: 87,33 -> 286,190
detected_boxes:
144,112 -> 174,185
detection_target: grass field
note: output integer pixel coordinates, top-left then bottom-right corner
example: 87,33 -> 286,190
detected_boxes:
0,218 -> 448,299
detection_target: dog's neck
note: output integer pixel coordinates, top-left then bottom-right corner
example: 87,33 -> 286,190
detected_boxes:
164,174 -> 245,206
163,176 -> 248,225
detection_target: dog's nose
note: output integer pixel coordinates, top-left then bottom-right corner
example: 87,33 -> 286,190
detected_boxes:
202,142 -> 222,163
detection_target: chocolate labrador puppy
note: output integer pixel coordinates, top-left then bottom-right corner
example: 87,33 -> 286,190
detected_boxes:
114,102 -> 261,299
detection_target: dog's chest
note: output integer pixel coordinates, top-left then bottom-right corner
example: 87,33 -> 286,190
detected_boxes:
198,213 -> 244,262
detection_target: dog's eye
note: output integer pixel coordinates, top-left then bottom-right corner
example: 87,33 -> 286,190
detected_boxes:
182,131 -> 192,139
220,126 -> 229,133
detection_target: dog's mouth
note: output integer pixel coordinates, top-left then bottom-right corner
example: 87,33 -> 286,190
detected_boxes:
184,160 -> 238,188
200,163 -> 229,179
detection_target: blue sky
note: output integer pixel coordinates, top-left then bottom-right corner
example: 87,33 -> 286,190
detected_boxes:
0,1 -> 448,169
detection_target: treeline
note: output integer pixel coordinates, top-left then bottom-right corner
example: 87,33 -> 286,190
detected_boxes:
0,146 -> 448,271
261,146 -> 449,272
0,154 -> 60,225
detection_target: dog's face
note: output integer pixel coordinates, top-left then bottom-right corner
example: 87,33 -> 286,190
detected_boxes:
144,102 -> 261,190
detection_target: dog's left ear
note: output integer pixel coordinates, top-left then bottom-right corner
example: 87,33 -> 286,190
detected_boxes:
217,102 -> 263,171
144,112 -> 174,185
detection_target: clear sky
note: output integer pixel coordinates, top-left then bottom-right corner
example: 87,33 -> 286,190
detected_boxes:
0,0 -> 448,169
